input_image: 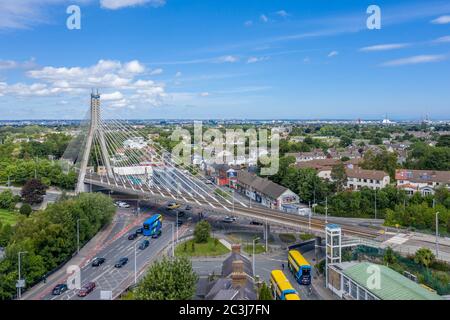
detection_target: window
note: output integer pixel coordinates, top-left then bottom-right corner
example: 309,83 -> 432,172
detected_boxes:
350,282 -> 357,299
343,277 -> 350,294
358,287 -> 365,300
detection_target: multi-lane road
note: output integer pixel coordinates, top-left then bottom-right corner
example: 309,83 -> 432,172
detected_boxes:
22,202 -> 190,300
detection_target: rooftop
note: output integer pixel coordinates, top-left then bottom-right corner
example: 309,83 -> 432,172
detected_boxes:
339,262 -> 443,300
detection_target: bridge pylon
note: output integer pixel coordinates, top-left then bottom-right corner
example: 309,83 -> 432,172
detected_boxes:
75,90 -> 114,193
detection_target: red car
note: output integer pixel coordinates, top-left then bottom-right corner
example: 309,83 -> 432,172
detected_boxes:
77,282 -> 96,297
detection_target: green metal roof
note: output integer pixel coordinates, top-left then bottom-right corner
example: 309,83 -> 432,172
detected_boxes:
342,262 -> 443,300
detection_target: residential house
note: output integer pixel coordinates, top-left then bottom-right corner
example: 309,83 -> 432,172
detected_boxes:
395,169 -> 450,196
197,244 -> 257,300
295,158 -> 362,180
345,168 -> 390,190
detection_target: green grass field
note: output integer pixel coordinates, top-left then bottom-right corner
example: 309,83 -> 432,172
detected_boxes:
175,238 -> 230,257
243,243 -> 266,255
0,208 -> 19,226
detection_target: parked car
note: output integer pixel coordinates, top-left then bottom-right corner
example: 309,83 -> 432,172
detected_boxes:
250,220 -> 263,226
167,202 -> 181,210
151,230 -> 162,239
115,257 -> 129,268
77,282 -> 95,297
135,227 -> 143,235
177,220 -> 184,226
52,284 -> 68,295
91,257 -> 106,267
128,233 -> 138,240
185,205 -> 192,211
139,240 -> 150,250
177,211 -> 185,217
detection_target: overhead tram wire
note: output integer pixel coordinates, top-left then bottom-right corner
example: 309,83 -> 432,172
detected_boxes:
106,118 -> 236,210
101,118 -> 195,202
105,118 -> 224,209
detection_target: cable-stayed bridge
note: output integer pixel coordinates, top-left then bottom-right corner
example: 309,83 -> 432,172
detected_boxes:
63,91 -> 383,241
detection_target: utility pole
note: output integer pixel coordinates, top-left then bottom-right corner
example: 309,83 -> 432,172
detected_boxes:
17,251 -> 28,299
374,189 -> 377,220
265,220 -> 268,253
325,197 -> 328,224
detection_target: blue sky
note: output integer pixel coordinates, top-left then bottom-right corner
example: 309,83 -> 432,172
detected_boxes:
0,0 -> 450,120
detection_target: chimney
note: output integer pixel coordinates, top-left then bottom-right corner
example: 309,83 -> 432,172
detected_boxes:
231,260 -> 247,288
231,244 -> 241,254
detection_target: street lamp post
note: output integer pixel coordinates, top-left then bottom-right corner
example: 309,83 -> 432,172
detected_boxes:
77,218 -> 86,254
325,197 -> 328,224
134,242 -> 139,284
17,251 -> 28,299
171,222 -> 175,257
232,190 -> 235,214
252,237 -> 260,276
436,211 -> 440,258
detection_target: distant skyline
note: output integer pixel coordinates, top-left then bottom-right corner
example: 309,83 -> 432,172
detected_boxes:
1,0 -> 450,120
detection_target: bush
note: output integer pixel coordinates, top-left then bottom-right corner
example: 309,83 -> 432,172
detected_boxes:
193,220 -> 211,243
19,203 -> 32,216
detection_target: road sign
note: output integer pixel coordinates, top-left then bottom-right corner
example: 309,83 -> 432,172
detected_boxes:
16,279 -> 25,288
100,290 -> 113,300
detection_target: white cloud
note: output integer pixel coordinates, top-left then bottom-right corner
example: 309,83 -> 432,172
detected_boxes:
246,56 -> 268,64
275,10 -> 289,18
100,0 -> 166,10
360,43 -> 410,52
123,60 -> 146,74
433,35 -> 450,43
199,92 -> 209,97
175,71 -> 182,77
150,68 -> 163,75
303,57 -> 311,63
244,20 -> 253,27
431,15 -> 450,24
328,51 -> 339,57
102,91 -> 124,101
217,55 -> 239,63
380,54 -> 446,67
260,14 -> 268,23
0,59 -> 167,109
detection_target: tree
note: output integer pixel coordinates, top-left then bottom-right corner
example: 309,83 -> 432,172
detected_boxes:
0,190 -> 16,210
194,220 -> 211,243
436,135 -> 450,148
339,135 -> 352,148
331,163 -> 347,192
383,247 -> 396,266
19,203 -> 32,216
414,248 -> 435,269
21,179 -> 47,205
134,256 -> 197,300
258,282 -> 273,300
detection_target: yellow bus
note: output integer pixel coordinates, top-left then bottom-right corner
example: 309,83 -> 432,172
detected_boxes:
270,270 -> 301,300
288,250 -> 311,285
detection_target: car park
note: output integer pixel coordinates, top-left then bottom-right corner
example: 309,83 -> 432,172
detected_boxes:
77,282 -> 95,297
91,257 -> 106,267
139,240 -> 150,250
115,257 -> 129,268
52,284 -> 68,295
